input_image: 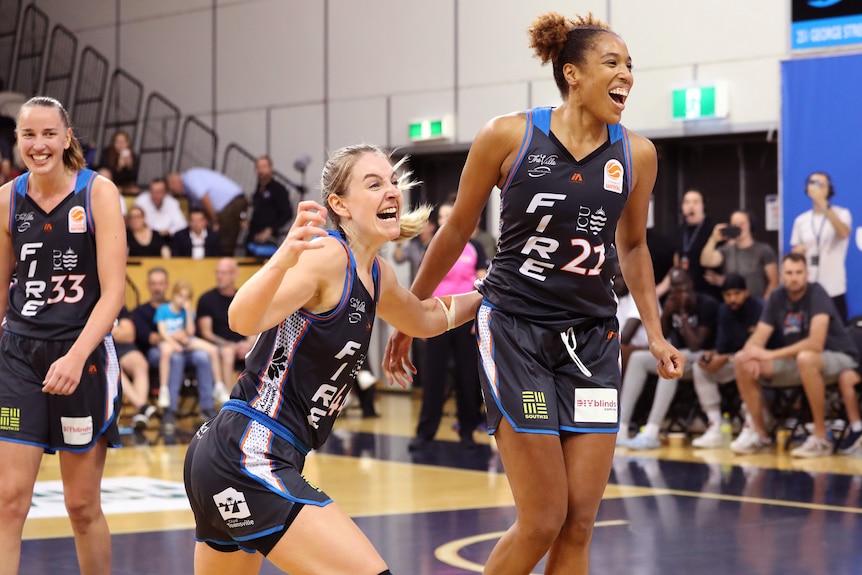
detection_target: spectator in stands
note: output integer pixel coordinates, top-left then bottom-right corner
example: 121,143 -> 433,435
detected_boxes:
656,189 -> 720,300
111,306 -> 156,444
613,263 -> 658,375
126,205 -> 171,258
197,257 -> 256,401
155,280 -> 223,424
471,222 -> 497,264
700,210 -> 779,299
393,218 -> 436,280
170,208 -> 221,259
731,253 -> 858,457
246,155 -> 293,257
131,267 -> 216,435
169,168 -> 247,257
690,274 -> 766,448
133,177 -> 188,237
790,171 -> 852,323
99,129 -> 139,195
618,267 -> 718,450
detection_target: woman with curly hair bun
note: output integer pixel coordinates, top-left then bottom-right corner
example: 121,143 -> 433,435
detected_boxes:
384,12 -> 685,574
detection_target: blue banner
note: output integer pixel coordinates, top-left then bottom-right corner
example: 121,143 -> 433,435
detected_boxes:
781,54 -> 862,317
792,14 -> 862,49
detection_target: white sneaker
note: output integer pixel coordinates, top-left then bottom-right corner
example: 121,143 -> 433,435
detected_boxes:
615,431 -> 630,447
157,385 -> 170,409
692,425 -> 723,449
730,427 -> 772,454
213,382 -> 231,404
791,435 -> 833,458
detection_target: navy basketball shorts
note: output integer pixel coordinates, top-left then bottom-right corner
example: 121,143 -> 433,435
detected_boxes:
476,303 -> 621,435
0,331 -> 122,453
184,409 -> 332,555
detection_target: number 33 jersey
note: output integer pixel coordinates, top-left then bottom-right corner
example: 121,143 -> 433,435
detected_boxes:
6,169 -> 101,340
479,107 -> 633,329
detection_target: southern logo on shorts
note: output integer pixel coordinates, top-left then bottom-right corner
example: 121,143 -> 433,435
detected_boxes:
0,407 -> 21,431
214,487 -> 253,528
522,391 -> 548,420
68,206 -> 87,233
574,388 -> 618,423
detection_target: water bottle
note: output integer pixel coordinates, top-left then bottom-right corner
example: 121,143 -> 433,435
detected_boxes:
720,412 -> 733,448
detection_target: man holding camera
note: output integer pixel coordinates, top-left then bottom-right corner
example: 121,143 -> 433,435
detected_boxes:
700,210 -> 778,299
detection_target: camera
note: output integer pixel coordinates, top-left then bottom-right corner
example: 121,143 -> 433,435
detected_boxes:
721,225 -> 741,239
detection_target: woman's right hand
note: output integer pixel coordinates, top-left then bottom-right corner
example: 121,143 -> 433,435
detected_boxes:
382,330 -> 415,389
271,201 -> 328,270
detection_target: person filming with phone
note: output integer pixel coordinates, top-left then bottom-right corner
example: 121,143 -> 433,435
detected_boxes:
700,210 -> 778,299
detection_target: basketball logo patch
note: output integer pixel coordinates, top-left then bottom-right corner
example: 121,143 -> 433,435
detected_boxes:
68,206 -> 87,233
603,160 -> 623,194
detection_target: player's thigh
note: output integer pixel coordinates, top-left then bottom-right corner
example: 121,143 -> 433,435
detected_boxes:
266,502 -> 388,575
194,542 -> 263,575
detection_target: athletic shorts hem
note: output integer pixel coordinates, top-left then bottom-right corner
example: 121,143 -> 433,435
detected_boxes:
561,425 -> 620,434
242,469 -> 333,507
197,537 -> 256,554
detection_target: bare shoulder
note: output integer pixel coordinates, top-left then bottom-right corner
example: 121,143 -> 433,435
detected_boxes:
625,128 -> 657,158
482,111 -> 529,144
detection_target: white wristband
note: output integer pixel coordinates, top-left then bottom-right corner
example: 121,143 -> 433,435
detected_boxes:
434,296 -> 456,331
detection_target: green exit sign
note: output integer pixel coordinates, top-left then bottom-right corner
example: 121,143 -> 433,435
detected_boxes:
672,84 -> 728,121
408,115 -> 453,142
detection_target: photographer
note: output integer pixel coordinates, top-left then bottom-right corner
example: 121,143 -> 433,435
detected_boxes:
700,210 -> 778,299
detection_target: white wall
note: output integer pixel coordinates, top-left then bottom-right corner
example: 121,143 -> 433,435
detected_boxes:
22,0 -> 854,184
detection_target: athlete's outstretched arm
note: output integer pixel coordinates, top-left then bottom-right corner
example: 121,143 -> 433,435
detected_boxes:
616,133 -> 684,380
229,201 -> 333,336
44,175 -> 127,394
376,259 -> 481,387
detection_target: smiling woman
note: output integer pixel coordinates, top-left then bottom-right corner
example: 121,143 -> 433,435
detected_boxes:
382,12 -> 685,575
0,95 -> 127,575
182,142 -> 484,575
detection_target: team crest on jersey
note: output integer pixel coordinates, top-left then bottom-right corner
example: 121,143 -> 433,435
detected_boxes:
68,206 -> 87,233
15,212 -> 34,232
603,160 -> 624,194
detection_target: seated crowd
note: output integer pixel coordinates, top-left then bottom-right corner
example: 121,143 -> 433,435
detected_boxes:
616,186 -> 859,459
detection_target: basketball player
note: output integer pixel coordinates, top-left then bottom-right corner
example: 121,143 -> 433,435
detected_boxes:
183,144 -> 483,575
383,12 -> 685,575
0,97 -> 127,575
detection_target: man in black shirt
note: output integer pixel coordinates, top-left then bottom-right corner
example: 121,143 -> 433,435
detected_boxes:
731,253 -> 858,457
196,258 -> 257,401
246,155 -> 293,257
691,274 -> 764,448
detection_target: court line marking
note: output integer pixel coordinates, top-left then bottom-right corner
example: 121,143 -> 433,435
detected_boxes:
434,520 -> 630,573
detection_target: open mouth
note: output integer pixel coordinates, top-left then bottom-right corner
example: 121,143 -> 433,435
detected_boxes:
377,207 -> 398,221
609,87 -> 628,107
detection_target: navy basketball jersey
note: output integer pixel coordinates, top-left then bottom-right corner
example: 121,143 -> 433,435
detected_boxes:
479,107 -> 633,328
233,231 -> 379,450
5,170 -> 102,340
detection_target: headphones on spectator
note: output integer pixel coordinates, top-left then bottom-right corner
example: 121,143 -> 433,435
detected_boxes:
805,171 -> 834,199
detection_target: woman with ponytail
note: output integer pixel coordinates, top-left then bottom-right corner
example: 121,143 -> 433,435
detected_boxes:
0,96 -> 126,575
384,12 -> 685,575
183,143 -> 482,575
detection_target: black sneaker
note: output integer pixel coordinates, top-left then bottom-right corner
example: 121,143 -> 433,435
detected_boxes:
839,428 -> 862,454
408,437 -> 432,452
131,413 -> 149,432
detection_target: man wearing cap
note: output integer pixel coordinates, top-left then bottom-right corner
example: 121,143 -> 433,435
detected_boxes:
691,273 -> 766,448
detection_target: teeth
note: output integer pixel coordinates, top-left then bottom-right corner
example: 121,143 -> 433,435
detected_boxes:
33,155 -> 49,161
609,88 -> 629,96
380,207 -> 397,215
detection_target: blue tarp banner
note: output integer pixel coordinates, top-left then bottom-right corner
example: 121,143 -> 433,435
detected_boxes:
781,53 -> 862,317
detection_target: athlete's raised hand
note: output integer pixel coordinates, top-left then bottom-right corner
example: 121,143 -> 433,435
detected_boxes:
270,200 -> 328,270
